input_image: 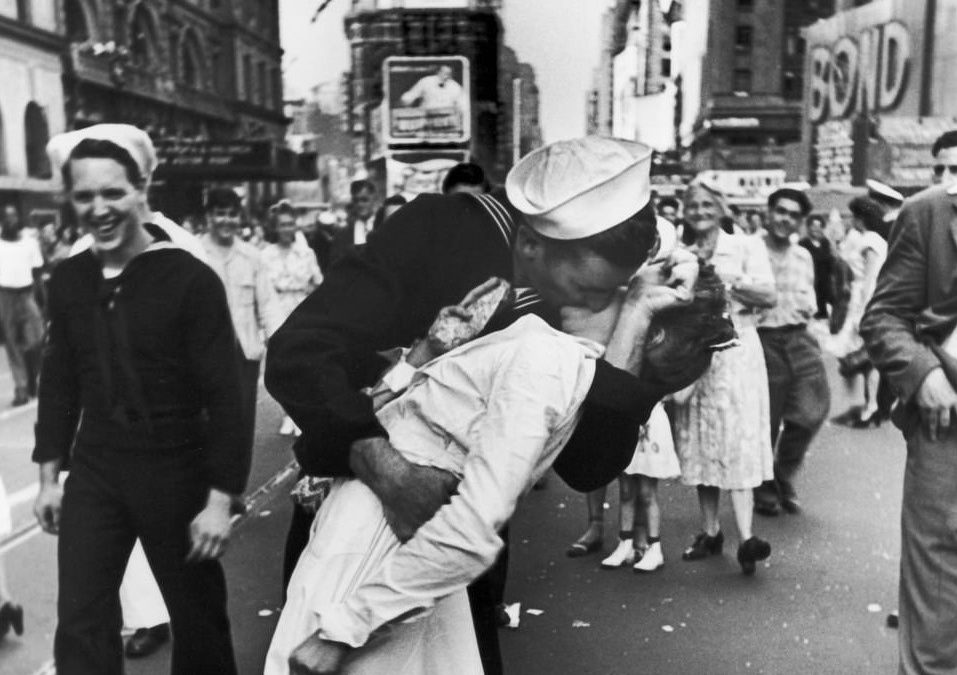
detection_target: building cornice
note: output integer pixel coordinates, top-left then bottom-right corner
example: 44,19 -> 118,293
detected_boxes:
0,15 -> 66,53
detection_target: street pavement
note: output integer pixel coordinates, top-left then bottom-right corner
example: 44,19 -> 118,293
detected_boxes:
0,348 -> 904,674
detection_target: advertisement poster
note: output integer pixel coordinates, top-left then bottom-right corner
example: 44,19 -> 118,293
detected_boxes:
384,56 -> 470,145
386,151 -> 469,199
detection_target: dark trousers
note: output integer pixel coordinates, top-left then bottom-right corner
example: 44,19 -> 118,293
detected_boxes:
283,502 -> 506,675
55,443 -> 237,675
899,427 -> 957,673
239,358 -> 261,449
756,328 -> 830,504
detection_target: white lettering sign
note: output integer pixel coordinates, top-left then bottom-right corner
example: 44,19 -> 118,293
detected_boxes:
809,21 -> 911,123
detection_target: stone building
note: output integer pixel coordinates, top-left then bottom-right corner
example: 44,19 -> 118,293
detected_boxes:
61,0 -> 291,218
680,0 -> 836,175
0,0 -> 66,224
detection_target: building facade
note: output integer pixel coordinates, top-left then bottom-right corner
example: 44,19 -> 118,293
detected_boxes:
62,0 -> 290,219
0,0 -> 66,225
342,0 -> 540,196
680,0 -> 835,176
803,0 -> 957,191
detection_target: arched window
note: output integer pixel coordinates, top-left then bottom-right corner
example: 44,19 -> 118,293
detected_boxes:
64,0 -> 91,43
181,33 -> 205,89
24,102 -> 51,178
129,5 -> 157,67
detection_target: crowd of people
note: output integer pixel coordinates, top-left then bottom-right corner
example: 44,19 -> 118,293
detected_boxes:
0,123 -> 953,674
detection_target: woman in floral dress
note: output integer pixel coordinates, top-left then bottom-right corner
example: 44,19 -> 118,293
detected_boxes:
672,181 -> 776,575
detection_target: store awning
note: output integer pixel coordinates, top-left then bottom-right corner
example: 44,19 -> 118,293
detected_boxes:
153,140 -> 318,181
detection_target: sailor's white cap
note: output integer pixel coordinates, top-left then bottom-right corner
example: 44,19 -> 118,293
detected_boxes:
506,137 -> 653,240
865,179 -> 904,205
47,124 -> 157,184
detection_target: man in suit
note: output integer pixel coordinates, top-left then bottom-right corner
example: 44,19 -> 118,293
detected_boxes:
330,180 -> 377,263
860,182 -> 957,674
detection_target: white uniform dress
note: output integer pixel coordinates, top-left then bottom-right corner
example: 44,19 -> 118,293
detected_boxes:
265,316 -> 601,674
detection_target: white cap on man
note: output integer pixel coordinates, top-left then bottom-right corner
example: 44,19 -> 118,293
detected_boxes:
46,124 -> 157,184
506,136 -> 653,240
865,179 -> 904,206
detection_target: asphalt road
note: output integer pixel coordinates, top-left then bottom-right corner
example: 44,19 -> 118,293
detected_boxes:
0,351 -> 905,674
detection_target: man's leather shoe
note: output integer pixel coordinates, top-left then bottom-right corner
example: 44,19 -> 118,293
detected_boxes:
124,623 -> 170,658
754,501 -> 780,517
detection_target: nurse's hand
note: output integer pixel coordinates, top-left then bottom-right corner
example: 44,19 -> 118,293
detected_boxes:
187,489 -> 233,561
288,633 -> 350,675
350,437 -> 458,542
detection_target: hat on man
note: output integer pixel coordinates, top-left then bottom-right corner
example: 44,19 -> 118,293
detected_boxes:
46,124 -> 157,184
506,137 -> 653,240
865,179 -> 904,206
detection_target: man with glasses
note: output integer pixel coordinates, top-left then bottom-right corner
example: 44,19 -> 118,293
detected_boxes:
754,188 -> 830,517
931,130 -> 957,189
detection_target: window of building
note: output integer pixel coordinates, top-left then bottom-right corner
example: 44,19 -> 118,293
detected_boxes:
16,0 -> 30,23
0,109 -> 6,175
782,70 -> 802,99
735,25 -> 753,53
662,58 -> 671,78
243,54 -> 253,101
272,67 -> 281,109
24,103 -> 51,178
182,37 -> 202,88
737,0 -> 754,10
129,6 -> 157,67
733,68 -> 752,93
257,61 -> 267,105
65,0 -> 90,42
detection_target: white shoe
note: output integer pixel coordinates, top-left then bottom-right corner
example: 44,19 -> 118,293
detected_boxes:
633,541 -> 664,573
600,539 -> 635,568
279,416 -> 295,436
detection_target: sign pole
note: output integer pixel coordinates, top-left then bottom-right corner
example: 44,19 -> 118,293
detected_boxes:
512,77 -> 522,166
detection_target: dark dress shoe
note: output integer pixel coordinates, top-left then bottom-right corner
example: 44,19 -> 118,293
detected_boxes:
737,536 -> 772,575
0,603 -> 23,638
566,538 -> 602,558
124,623 -> 170,658
682,530 -> 724,560
754,501 -> 781,517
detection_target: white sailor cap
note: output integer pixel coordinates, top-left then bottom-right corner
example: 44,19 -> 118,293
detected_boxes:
505,136 -> 653,240
47,124 -> 157,184
865,179 -> 904,205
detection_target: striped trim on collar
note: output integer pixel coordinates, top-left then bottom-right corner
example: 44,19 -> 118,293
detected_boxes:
512,286 -> 543,312
470,193 -> 515,249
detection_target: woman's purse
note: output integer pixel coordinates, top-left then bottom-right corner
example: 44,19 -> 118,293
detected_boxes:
837,346 -> 871,377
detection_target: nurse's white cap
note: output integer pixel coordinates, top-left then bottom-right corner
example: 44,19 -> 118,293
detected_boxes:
506,136 -> 653,240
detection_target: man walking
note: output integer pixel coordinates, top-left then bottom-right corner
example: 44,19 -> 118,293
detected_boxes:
754,188 -> 830,516
861,181 -> 957,674
0,204 -> 45,405
33,124 -> 249,675
201,187 -> 282,448
330,179 -> 378,263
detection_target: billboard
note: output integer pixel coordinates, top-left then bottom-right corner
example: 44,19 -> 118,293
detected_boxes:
386,150 -> 469,199
384,56 -> 470,145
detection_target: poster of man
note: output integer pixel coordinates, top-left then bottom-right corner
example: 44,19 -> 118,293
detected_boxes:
385,56 -> 470,144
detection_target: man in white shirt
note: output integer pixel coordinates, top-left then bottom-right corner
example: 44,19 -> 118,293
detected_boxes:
200,187 -> 282,449
0,204 -> 45,405
400,65 -> 465,113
